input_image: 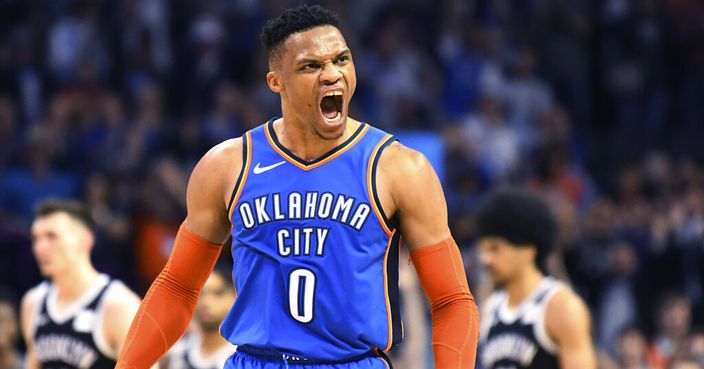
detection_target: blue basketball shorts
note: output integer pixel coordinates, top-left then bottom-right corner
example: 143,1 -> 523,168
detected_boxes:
224,349 -> 392,369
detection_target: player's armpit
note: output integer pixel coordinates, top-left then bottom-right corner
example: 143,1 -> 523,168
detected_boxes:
115,225 -> 223,369
411,238 -> 479,369
546,289 -> 597,369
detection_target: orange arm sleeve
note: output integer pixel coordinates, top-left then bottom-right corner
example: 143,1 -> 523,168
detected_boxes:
410,238 -> 480,369
116,225 -> 223,369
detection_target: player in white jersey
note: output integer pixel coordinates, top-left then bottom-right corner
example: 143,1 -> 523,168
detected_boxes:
475,188 -> 596,369
20,199 -> 145,369
163,267 -> 237,369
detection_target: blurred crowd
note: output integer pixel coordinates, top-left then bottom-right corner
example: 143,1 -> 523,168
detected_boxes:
0,0 -> 703,368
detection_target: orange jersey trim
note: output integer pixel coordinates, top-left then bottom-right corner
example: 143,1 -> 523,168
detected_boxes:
366,134 -> 394,237
382,229 -> 398,351
264,121 -> 370,171
228,130 -> 253,222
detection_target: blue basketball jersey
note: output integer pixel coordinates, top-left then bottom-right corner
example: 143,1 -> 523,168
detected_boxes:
220,119 -> 402,362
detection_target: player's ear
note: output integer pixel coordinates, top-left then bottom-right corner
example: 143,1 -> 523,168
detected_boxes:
267,71 -> 284,93
83,227 -> 95,254
524,246 -> 538,264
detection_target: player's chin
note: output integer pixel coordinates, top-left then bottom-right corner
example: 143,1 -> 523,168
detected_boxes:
37,264 -> 54,277
199,321 -> 221,332
490,273 -> 508,288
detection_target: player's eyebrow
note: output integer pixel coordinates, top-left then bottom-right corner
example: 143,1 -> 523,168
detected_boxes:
296,49 -> 350,65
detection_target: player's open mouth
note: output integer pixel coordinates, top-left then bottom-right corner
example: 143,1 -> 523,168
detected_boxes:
319,91 -> 343,122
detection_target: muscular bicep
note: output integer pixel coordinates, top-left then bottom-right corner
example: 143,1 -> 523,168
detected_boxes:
546,290 -> 597,369
183,138 -> 243,243
378,143 -> 451,251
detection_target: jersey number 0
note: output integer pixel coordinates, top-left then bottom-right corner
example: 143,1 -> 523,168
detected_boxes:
288,268 -> 316,323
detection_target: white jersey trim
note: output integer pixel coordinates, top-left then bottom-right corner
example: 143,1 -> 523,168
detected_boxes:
46,274 -> 110,324
479,291 -> 504,343
533,280 -> 561,354
93,280 -> 125,359
29,282 -> 50,340
483,277 -> 563,356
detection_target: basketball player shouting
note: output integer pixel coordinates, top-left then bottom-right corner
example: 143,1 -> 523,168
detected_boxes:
475,188 -> 596,369
116,5 -> 479,369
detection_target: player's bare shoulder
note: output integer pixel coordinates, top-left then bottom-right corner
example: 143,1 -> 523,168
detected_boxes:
20,283 -> 47,315
545,285 -> 592,341
189,137 -> 245,209
377,141 -> 431,179
196,138 -> 245,180
374,142 -> 420,214
374,141 -> 450,248
20,283 -> 49,340
376,141 -> 445,211
102,281 -> 141,313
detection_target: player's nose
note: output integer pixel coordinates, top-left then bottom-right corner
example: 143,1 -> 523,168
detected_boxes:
319,62 -> 342,84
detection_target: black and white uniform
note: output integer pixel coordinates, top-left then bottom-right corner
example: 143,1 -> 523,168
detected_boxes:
30,274 -> 120,369
166,335 -> 236,369
480,277 -> 563,369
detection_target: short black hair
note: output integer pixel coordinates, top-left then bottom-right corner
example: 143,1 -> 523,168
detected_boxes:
211,263 -> 234,290
35,198 -> 95,231
260,4 -> 340,62
474,188 -> 557,271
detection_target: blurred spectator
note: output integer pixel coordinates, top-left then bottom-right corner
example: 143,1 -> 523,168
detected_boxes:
84,173 -> 134,283
458,93 -> 519,183
47,1 -> 111,87
499,44 -> 553,149
200,82 -> 249,147
565,199 -> 619,309
686,329 -> 704,368
670,361 -> 703,369
133,156 -> 187,290
438,22 -> 503,120
616,326 -> 657,369
0,96 -> 19,171
0,292 -> 23,369
161,267 -> 236,369
650,294 -> 693,368
388,249 -> 429,368
598,242 -> 640,352
530,0 -> 593,129
529,142 -> 596,212
0,124 -> 79,227
356,13 -> 441,130
666,0 -> 704,159
600,0 -> 669,156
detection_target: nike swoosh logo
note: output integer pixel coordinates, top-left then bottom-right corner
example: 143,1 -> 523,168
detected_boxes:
253,161 -> 286,174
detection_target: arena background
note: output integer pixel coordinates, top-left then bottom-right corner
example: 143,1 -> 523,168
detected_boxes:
0,0 -> 703,368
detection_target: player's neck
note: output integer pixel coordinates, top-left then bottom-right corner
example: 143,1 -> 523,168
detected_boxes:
505,267 -> 544,308
274,117 -> 360,161
199,330 -> 230,356
52,262 -> 100,302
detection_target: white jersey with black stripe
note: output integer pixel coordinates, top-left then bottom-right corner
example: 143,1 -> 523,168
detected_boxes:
480,277 -> 563,369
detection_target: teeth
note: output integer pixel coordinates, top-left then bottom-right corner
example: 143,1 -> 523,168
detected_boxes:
324,91 -> 343,97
